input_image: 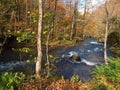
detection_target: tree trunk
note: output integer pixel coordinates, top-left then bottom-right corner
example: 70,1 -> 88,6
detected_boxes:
46,31 -> 51,77
70,0 -> 77,40
36,0 -> 43,79
15,0 -> 20,22
104,0 -> 109,65
70,15 -> 76,40
26,0 -> 28,26
51,0 -> 57,40
0,37 -> 7,54
82,0 -> 87,39
104,21 -> 109,65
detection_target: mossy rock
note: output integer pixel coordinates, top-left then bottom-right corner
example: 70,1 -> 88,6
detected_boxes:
69,55 -> 81,61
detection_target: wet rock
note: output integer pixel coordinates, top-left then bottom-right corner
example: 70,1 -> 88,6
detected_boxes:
69,55 -> 81,61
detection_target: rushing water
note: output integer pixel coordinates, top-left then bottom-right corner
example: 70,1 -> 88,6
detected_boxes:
0,38 -> 114,82
54,38 -> 113,82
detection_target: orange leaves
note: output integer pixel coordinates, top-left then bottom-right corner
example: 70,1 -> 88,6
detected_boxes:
49,2 -> 65,11
14,21 -> 26,26
56,5 -> 65,11
64,14 -> 72,22
49,2 -> 54,7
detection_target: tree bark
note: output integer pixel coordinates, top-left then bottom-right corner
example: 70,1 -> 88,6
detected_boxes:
46,31 -> 51,77
51,0 -> 57,40
104,21 -> 109,64
0,37 -> 7,54
104,0 -> 109,65
82,0 -> 87,39
36,0 -> 43,79
25,0 -> 28,25
70,0 -> 77,40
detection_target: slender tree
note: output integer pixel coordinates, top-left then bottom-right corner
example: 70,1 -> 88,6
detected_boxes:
82,0 -> 87,39
51,0 -> 57,40
36,0 -> 43,78
25,0 -> 28,25
70,0 -> 78,40
104,0 -> 109,64
104,0 -> 116,64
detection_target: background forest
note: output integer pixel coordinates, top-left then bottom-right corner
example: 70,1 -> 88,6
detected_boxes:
0,0 -> 120,90
0,0 -> 120,49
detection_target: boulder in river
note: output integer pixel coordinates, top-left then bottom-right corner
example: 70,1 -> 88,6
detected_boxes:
69,55 -> 81,61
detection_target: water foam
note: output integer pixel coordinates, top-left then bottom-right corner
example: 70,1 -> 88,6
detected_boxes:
69,59 -> 98,66
68,51 -> 78,57
81,59 -> 97,66
90,41 -> 102,45
0,61 -> 26,69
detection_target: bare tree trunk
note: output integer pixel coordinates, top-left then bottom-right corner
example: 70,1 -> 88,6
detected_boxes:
15,0 -> 20,22
82,0 -> 87,39
104,21 -> 109,64
10,10 -> 17,32
103,0 -> 116,64
70,0 -> 78,40
0,37 -> 7,54
104,0 -> 109,65
51,0 -> 57,40
46,31 -> 51,77
70,15 -> 76,40
26,0 -> 28,25
47,0 -> 50,9
36,0 -> 43,79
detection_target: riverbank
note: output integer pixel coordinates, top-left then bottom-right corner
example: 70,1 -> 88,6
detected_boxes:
0,38 -> 78,62
1,57 -> 120,90
0,38 -> 114,82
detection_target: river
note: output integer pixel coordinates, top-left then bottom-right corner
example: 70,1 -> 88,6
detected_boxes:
0,38 -> 114,82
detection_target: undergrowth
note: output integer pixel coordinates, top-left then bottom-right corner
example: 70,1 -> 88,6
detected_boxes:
0,72 -> 25,90
1,58 -> 120,90
92,58 -> 120,90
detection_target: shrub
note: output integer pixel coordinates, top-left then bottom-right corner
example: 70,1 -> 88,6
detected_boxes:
0,72 -> 25,90
110,47 -> 120,57
107,31 -> 120,47
92,58 -> 120,90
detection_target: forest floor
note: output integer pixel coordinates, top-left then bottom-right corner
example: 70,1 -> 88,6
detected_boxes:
18,76 -> 93,90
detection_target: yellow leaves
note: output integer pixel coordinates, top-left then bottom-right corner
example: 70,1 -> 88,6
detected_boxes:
45,62 -> 50,66
32,31 -> 35,35
26,57 -> 37,63
49,54 -> 54,59
48,54 -> 56,60
26,59 -> 30,63
7,30 -> 11,33
33,57 -> 37,62
7,29 -> 12,35
16,31 -> 21,34
43,31 -> 47,35
64,34 -> 69,38
13,48 -> 31,53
